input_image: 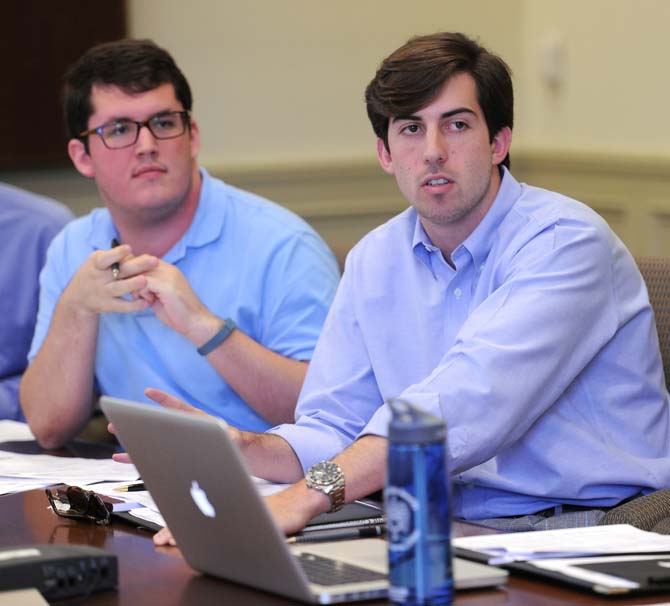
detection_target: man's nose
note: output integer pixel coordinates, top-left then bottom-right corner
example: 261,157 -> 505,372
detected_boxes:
423,129 -> 447,165
134,123 -> 159,155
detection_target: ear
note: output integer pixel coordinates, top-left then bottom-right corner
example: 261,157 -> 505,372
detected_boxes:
490,126 -> 512,166
67,139 -> 95,178
376,137 -> 394,175
188,118 -> 201,160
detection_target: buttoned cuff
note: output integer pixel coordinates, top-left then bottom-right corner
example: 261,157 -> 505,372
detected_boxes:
267,422 -> 354,473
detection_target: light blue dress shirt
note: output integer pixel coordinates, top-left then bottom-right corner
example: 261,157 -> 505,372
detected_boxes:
29,169 -> 340,432
272,169 -> 670,519
0,184 -> 73,421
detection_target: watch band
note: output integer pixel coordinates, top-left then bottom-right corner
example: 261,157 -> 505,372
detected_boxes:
197,319 -> 236,356
326,479 -> 345,513
305,461 -> 345,513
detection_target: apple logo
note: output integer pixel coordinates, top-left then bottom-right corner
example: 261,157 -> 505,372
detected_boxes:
190,480 -> 216,518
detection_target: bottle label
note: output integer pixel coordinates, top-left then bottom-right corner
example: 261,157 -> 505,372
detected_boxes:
385,486 -> 419,552
388,584 -> 409,603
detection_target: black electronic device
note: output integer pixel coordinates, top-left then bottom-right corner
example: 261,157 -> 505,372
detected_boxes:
0,544 -> 117,600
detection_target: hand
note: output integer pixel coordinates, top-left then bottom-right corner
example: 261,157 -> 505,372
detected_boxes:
144,388 -> 210,416
110,389 -> 209,464
112,389 -> 210,463
108,422 -> 133,464
154,526 -> 177,546
136,261 -> 221,345
112,389 -> 241,463
146,388 -> 243,445
60,245 -> 159,317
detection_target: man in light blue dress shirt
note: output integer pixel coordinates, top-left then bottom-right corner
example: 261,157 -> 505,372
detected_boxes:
20,40 -> 339,449
152,32 -> 670,544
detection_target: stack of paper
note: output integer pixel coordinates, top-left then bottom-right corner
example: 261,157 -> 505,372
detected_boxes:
454,525 -> 670,594
0,420 -> 139,495
453,524 -> 670,564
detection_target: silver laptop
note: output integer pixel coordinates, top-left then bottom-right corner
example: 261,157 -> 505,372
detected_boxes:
101,396 -> 507,604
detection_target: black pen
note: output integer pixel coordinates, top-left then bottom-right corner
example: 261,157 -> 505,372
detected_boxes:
287,525 -> 385,544
111,238 -> 121,279
114,482 -> 146,492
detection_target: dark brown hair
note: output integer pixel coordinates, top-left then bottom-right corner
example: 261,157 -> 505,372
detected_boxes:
63,38 -> 192,141
365,32 -> 513,168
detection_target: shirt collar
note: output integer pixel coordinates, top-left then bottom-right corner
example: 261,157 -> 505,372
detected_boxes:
161,167 -> 224,263
459,167 -> 521,269
411,167 -> 521,270
88,167 -> 225,262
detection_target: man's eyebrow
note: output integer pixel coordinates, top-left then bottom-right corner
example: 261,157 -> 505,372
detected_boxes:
391,107 -> 477,123
441,107 -> 477,119
99,109 -> 176,124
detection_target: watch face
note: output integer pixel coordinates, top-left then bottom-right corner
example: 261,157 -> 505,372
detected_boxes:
306,461 -> 345,512
308,461 -> 339,486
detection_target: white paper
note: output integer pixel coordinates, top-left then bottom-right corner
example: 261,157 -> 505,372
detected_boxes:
0,420 -> 35,441
83,481 -> 157,510
0,450 -> 139,495
453,524 -> 670,564
127,507 -> 166,527
0,476 -> 54,495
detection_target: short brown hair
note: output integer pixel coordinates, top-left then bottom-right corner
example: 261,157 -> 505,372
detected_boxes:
63,38 -> 192,141
365,32 -> 513,168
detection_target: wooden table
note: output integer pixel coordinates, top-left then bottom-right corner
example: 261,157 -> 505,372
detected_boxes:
2,486 -> 669,605
1,439 -> 668,605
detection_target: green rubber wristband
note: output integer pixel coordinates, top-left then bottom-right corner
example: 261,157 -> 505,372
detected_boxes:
197,319 -> 236,356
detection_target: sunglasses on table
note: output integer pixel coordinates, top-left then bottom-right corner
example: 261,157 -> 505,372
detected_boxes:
45,485 -> 113,526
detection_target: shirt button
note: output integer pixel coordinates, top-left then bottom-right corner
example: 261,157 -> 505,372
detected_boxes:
454,288 -> 462,298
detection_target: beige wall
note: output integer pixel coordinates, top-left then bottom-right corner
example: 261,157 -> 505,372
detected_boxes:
127,0 -> 670,163
128,0 -> 524,168
521,0 -> 670,157
4,0 -> 670,255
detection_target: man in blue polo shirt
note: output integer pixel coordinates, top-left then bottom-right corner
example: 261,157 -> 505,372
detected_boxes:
20,39 -> 339,449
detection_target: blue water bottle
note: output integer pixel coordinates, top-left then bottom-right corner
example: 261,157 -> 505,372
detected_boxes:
385,399 -> 453,605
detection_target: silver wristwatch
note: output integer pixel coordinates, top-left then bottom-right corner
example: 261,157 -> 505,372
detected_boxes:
305,460 -> 345,513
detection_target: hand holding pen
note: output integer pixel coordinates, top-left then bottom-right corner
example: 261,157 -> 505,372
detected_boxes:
111,238 -> 121,279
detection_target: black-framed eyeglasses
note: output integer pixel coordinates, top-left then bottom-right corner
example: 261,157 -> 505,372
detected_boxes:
78,110 -> 191,150
45,486 -> 113,526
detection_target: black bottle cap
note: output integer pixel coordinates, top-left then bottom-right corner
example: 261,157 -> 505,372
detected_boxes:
388,398 -> 446,444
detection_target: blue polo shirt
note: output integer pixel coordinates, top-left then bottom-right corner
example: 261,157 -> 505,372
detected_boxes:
29,169 -> 339,431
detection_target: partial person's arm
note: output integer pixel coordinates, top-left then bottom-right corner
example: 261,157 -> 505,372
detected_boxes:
198,323 -> 308,426
0,375 -> 24,421
20,246 -> 157,448
137,260 -> 314,425
1,192 -> 73,424
264,435 -> 387,534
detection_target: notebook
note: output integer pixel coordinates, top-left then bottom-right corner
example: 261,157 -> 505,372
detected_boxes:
517,555 -> 670,595
101,396 -> 507,604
